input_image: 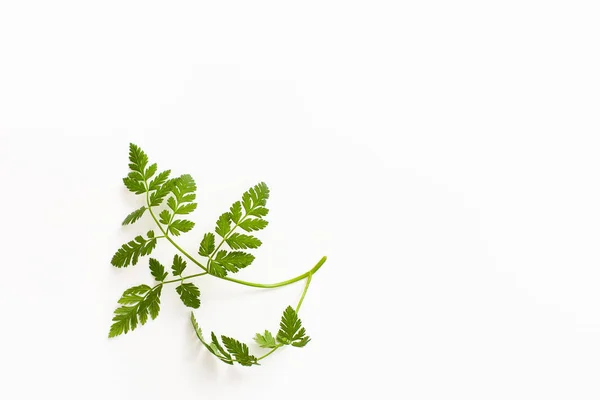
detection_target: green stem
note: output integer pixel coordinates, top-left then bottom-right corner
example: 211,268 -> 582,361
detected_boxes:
163,272 -> 208,285
217,256 -> 326,288
256,270 -> 316,362
295,273 -> 312,313
257,345 -> 281,361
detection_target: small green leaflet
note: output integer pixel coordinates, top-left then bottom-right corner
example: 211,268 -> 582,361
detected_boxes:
191,314 -> 255,367
122,177 -> 146,194
198,233 -> 215,256
128,143 -> 149,175
221,336 -> 259,366
111,231 -> 157,268
173,174 -> 197,203
122,144 -> 151,195
215,212 -> 231,238
230,201 -> 242,223
239,218 -> 268,232
148,258 -> 168,282
109,284 -> 162,338
116,284 -> 150,305
201,182 -> 271,277
191,314 -> 233,365
157,174 -> 197,235
148,170 -> 171,191
277,306 -> 311,347
144,163 -> 157,180
242,182 -> 270,213
175,203 -> 197,215
254,330 -> 277,348
248,207 -> 269,218
122,206 -> 146,226
172,254 -> 187,276
149,178 -> 179,207
226,233 -> 262,250
211,333 -> 234,364
169,219 -> 195,236
209,250 -> 254,277
159,210 -> 171,225
167,196 -> 178,211
176,282 -> 200,309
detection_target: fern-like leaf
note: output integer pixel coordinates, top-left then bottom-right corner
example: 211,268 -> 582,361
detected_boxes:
190,314 -> 234,365
122,206 -> 146,226
108,284 -> 162,338
221,336 -> 259,366
276,306 -> 311,347
111,231 -> 157,268
176,282 -> 200,309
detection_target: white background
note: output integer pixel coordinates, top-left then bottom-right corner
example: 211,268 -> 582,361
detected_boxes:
1,1 -> 599,398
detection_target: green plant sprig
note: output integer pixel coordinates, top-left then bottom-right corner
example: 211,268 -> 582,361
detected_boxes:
108,143 -> 326,366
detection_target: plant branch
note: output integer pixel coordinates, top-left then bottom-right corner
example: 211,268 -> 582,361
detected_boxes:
256,271 -> 315,361
145,186 -> 209,273
143,179 -> 327,289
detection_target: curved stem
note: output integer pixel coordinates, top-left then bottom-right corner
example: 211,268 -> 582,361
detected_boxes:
217,256 -> 326,288
257,346 -> 281,361
144,181 -> 327,289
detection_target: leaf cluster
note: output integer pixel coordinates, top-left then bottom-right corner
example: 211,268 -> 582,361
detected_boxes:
198,182 -> 270,277
108,143 -> 317,367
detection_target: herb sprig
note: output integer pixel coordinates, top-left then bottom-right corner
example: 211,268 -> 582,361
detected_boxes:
109,143 -> 326,366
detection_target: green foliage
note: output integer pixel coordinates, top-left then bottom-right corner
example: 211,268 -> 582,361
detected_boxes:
242,182 -> 270,213
111,231 -> 157,268
110,143 -> 323,367
122,177 -> 146,194
144,163 -> 157,180
226,233 -> 262,249
248,207 -> 268,217
148,170 -> 171,191
191,314 -> 234,365
254,330 -> 277,348
167,196 -> 177,211
230,201 -> 242,223
122,206 -> 146,226
169,219 -> 195,236
190,319 -> 259,366
149,178 -> 178,207
176,203 -> 197,215
149,258 -> 168,282
109,284 -> 162,338
123,143 -> 152,195
215,212 -> 231,238
127,143 -> 148,175
158,209 -> 171,225
239,218 -> 268,232
172,254 -> 187,276
173,174 -> 197,203
199,182 -> 270,277
221,336 -> 259,366
198,233 -> 215,256
209,250 -> 255,277
176,282 -> 200,309
155,173 -> 197,236
277,306 -> 311,347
